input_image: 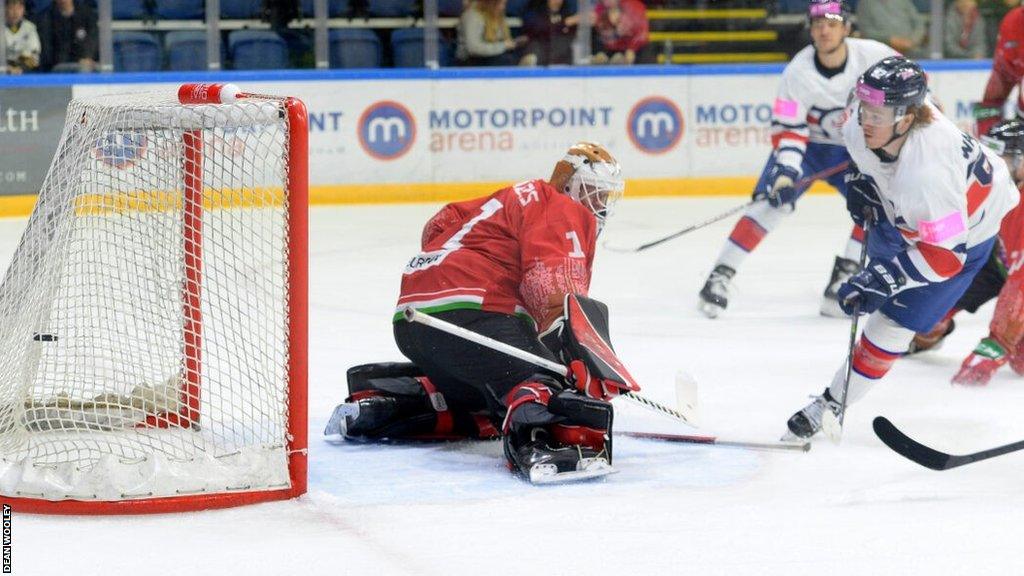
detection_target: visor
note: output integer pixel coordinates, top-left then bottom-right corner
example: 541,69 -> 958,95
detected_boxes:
857,102 -> 899,128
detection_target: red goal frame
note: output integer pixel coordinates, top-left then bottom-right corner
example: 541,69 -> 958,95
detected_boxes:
7,91 -> 309,514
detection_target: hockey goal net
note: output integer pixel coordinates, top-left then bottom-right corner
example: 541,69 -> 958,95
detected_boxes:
0,84 -> 307,513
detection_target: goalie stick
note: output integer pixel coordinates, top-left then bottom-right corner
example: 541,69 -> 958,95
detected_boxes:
873,416 -> 1024,471
620,431 -> 809,453
403,307 -> 695,426
602,161 -> 851,254
403,309 -> 810,453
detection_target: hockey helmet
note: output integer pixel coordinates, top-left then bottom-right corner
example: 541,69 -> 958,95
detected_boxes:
807,0 -> 850,23
983,118 -> 1024,179
854,56 -> 927,126
549,142 -> 625,229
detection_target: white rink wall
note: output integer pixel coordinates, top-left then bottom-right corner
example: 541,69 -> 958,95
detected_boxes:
6,61 -> 994,203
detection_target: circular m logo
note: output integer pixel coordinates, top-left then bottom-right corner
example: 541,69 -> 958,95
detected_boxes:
358,101 -> 416,160
627,97 -> 683,154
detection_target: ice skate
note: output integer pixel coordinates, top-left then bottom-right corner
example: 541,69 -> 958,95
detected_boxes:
698,265 -> 735,319
783,390 -> 841,440
507,429 -> 615,485
820,256 -> 860,318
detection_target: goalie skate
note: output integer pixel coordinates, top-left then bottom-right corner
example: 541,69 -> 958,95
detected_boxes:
528,455 -> 616,485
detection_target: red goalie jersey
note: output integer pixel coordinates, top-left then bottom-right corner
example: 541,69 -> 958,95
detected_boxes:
395,179 -> 598,330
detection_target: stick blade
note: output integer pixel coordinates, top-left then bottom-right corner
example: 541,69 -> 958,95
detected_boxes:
821,410 -> 842,445
674,371 -> 699,427
872,416 -> 951,471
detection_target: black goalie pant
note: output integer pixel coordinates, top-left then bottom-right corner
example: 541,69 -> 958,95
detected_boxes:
393,309 -> 561,424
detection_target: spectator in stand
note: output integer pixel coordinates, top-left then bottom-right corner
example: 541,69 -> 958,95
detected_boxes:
591,0 -> 648,65
456,0 -> 529,66
521,0 -> 579,66
855,0 -> 926,57
4,0 -> 40,74
945,0 -> 987,59
35,0 -> 98,72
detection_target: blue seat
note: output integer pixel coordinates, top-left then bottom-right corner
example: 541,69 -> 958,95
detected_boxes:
113,31 -> 162,71
113,0 -> 149,19
329,29 -> 381,68
159,0 -> 205,19
367,0 -> 417,17
300,0 -> 352,17
229,30 -> 289,69
166,31 -> 216,71
912,0 -> 929,11
391,28 -> 425,68
506,0 -> 528,17
437,0 -> 464,17
221,0 -> 263,18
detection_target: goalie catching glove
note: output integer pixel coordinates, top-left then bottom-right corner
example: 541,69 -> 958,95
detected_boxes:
541,294 -> 641,401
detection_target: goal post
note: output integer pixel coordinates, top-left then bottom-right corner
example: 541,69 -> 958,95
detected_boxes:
0,83 -> 308,514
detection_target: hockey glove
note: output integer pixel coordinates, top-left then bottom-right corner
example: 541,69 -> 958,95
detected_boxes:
568,359 -> 624,401
844,170 -> 884,228
973,102 -> 1003,138
837,258 -> 906,315
760,164 -> 800,208
952,337 -> 1008,386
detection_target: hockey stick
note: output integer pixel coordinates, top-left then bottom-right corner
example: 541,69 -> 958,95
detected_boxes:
822,214 -> 872,444
402,308 -> 697,427
873,416 -> 1024,470
619,431 -> 810,453
602,161 -> 851,253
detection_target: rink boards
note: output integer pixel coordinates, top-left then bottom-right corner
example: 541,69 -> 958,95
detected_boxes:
0,62 -> 999,211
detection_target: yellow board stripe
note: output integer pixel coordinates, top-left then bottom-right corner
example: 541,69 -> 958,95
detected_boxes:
648,9 -> 768,20
656,52 -> 788,64
0,179 -> 837,218
649,30 -> 778,42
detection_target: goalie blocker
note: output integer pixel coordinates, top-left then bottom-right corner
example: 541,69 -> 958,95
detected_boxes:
326,295 -> 638,483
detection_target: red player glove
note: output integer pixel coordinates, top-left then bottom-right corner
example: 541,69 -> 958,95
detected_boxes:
952,338 -> 1008,386
568,359 -> 626,401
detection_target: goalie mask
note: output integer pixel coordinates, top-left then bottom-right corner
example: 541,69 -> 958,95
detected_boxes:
549,142 -> 625,231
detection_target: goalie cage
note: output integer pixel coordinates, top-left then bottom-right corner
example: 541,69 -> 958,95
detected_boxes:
0,84 -> 308,513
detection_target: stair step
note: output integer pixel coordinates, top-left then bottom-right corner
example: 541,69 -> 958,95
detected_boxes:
649,30 -> 778,42
656,52 -> 788,64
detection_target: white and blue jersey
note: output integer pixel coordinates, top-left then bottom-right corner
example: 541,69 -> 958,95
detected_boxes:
842,101 -> 1020,331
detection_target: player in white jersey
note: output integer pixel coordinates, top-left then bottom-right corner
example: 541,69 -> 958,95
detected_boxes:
785,56 -> 1020,439
698,0 -> 896,319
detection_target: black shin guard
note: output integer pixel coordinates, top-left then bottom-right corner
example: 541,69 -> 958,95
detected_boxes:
344,363 -> 496,440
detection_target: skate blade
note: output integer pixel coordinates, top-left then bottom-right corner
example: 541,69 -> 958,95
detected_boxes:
323,402 -> 360,438
698,301 -> 723,319
779,429 -> 804,442
528,458 -> 616,485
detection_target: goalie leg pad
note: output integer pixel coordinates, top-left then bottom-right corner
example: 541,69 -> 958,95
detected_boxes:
339,363 -> 496,441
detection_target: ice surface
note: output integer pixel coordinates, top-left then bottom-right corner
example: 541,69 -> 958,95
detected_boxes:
12,195 -> 1024,575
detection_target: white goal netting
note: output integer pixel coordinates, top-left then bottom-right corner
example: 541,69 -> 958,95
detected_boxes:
0,89 -> 300,503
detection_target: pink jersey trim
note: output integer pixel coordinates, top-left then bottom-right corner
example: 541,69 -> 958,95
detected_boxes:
918,211 -> 966,244
773,98 -> 799,120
